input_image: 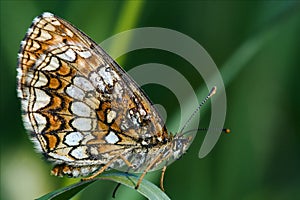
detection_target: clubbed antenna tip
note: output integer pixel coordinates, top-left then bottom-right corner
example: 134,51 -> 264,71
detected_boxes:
223,128 -> 231,134
208,86 -> 217,98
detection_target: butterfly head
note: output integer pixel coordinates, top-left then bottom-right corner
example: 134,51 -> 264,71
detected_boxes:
167,133 -> 194,161
166,86 -> 218,161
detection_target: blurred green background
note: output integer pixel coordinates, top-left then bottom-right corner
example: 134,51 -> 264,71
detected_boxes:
1,1 -> 300,200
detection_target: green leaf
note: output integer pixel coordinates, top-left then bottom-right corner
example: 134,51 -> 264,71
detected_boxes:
36,179 -> 96,200
37,172 -> 170,200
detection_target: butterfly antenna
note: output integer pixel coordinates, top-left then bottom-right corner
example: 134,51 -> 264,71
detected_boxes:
179,86 -> 217,135
181,128 -> 231,136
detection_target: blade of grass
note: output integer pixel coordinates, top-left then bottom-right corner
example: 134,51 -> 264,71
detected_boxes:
37,172 -> 170,200
108,0 -> 145,65
37,179 -> 97,200
100,172 -> 170,200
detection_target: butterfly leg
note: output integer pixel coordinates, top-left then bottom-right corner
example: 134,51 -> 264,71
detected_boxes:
159,153 -> 171,191
160,165 -> 167,191
135,153 -> 163,189
110,155 -> 137,198
119,154 -> 134,168
82,154 -> 122,181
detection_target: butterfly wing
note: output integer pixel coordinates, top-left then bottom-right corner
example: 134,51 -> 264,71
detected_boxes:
17,12 -> 168,168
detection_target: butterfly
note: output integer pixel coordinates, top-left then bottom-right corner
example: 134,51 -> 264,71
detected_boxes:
17,12 -> 217,191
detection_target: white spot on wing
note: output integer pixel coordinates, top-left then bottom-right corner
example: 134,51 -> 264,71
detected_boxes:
57,49 -> 76,62
42,56 -> 60,71
73,76 -> 94,92
44,23 -> 56,31
34,71 -> 48,87
32,113 -> 47,132
34,54 -> 46,68
65,132 -> 83,146
80,167 -> 90,175
72,169 -> 80,177
105,131 -> 119,144
72,118 -> 92,131
89,71 -> 105,92
33,88 -> 51,111
36,29 -> 52,41
98,65 -> 117,86
139,108 -> 146,116
24,71 -> 47,87
48,152 -> 73,162
106,109 -> 116,123
70,146 -> 89,159
31,40 -> 41,50
77,50 -> 92,58
71,101 -> 92,117
66,85 -> 85,100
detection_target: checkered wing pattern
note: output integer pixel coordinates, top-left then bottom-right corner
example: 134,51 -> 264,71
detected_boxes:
17,12 -> 171,175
